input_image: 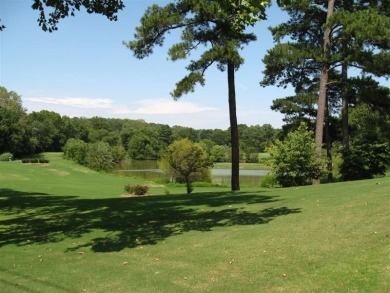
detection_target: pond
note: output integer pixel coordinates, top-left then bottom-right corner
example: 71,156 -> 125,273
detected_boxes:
113,160 -> 270,187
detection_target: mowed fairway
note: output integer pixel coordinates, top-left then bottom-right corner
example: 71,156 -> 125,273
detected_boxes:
0,153 -> 389,292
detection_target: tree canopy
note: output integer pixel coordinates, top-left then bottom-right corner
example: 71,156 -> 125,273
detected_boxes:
32,0 -> 125,32
0,0 -> 125,32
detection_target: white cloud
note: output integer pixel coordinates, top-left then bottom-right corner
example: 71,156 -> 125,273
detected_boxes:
22,96 -> 282,129
131,99 -> 217,115
24,97 -> 114,109
24,97 -> 217,115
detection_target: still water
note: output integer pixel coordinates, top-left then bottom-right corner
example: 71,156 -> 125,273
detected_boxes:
114,160 -> 270,187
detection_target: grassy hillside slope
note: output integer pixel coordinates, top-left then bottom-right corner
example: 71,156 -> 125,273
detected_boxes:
0,153 -> 389,292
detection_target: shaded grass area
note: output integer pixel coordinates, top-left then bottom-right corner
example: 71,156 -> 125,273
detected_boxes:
0,189 -> 299,252
0,153 -> 389,292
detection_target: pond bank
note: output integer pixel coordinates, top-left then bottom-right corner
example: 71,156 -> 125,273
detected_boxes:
113,160 -> 271,187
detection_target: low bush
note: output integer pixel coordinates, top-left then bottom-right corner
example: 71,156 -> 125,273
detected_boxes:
124,184 -> 149,195
260,175 -> 280,188
21,158 -> 50,164
0,152 -> 13,161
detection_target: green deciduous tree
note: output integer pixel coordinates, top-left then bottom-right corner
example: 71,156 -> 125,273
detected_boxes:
339,103 -> 390,180
210,145 -> 230,162
111,144 -> 127,163
0,87 -> 28,156
1,1 -> 125,32
240,123 -> 278,153
267,123 -> 325,187
63,138 -> 88,165
160,138 -> 213,194
172,126 -> 199,143
339,143 -> 390,181
26,110 -> 66,152
125,0 -> 270,191
31,0 -> 125,32
62,116 -> 90,142
86,141 -> 114,171
127,128 -> 163,160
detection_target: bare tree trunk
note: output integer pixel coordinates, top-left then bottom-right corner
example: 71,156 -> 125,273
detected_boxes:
228,62 -> 240,191
314,0 -> 335,185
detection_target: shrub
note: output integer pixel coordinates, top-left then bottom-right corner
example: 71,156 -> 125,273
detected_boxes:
267,123 -> 325,187
21,158 -> 49,164
340,143 -> 390,181
111,145 -> 127,163
124,184 -> 149,195
246,153 -> 260,163
63,138 -> 88,165
0,152 -> 13,161
260,175 -> 280,188
86,142 -> 114,171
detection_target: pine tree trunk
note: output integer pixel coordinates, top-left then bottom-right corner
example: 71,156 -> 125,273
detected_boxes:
341,60 -> 349,152
325,96 -> 333,183
314,0 -> 335,185
227,62 -> 240,191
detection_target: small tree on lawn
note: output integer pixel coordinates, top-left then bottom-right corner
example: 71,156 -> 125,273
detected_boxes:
160,138 -> 213,194
267,123 -> 325,187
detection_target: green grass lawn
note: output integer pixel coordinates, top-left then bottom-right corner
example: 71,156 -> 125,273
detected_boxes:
0,153 -> 389,292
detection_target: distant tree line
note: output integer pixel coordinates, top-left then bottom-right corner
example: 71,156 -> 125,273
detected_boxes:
0,86 -> 280,165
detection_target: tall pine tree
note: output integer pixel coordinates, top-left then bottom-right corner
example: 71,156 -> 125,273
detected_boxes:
125,0 -> 270,191
261,0 -> 390,182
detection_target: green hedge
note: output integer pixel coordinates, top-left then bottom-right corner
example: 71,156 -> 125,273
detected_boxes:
21,158 -> 50,164
0,152 -> 13,161
124,184 -> 149,195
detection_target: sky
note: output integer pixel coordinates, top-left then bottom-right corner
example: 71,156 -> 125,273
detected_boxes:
0,0 -> 294,129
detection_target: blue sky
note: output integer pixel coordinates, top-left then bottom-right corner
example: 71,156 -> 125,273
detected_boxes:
1,0 -> 294,129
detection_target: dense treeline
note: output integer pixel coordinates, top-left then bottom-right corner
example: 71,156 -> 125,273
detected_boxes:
0,86 -> 280,164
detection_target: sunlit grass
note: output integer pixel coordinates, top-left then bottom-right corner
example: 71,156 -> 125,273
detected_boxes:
0,153 -> 389,292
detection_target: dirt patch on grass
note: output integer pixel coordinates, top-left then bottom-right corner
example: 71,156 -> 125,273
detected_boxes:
146,183 -> 165,188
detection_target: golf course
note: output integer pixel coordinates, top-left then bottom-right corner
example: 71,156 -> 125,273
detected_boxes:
0,153 -> 389,292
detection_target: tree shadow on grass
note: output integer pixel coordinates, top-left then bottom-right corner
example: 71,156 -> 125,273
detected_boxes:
0,189 -> 301,252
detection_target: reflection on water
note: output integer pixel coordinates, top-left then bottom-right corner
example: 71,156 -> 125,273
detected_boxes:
212,169 -> 270,186
113,160 -> 270,187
